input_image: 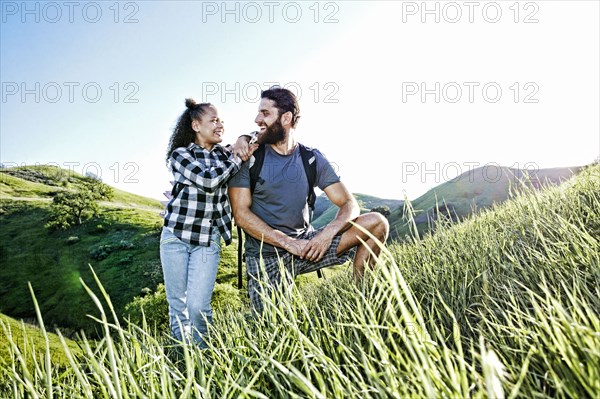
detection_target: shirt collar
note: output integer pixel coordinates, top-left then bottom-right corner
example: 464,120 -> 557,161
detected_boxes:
187,142 -> 223,153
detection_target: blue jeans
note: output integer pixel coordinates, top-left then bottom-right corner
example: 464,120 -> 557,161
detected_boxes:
159,226 -> 221,347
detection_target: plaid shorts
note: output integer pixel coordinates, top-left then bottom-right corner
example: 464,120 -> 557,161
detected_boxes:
245,227 -> 355,313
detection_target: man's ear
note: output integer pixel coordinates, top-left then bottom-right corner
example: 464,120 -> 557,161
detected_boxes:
281,111 -> 293,127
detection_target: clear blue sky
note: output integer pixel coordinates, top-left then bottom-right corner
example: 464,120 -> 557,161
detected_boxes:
2,1 -> 599,202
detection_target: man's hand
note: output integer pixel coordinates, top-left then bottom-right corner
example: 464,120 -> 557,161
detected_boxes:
301,229 -> 335,262
233,136 -> 259,161
285,239 -> 310,258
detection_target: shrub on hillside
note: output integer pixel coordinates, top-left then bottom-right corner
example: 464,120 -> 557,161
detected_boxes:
66,236 -> 80,245
371,205 -> 391,217
118,254 -> 133,265
90,244 -> 114,260
45,178 -> 114,230
118,240 -> 134,250
124,284 -> 169,333
212,283 -> 244,311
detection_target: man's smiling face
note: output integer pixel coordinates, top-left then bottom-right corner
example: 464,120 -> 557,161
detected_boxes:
255,98 -> 286,144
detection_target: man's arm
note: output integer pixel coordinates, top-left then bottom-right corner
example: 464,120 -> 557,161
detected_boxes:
229,186 -> 308,256
301,181 -> 360,261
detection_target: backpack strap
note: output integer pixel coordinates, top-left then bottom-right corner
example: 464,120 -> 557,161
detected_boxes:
249,144 -> 266,195
236,224 -> 244,288
298,143 -> 323,280
298,143 -> 317,211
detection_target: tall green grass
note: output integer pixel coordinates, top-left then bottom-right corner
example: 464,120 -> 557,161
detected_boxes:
1,165 -> 598,398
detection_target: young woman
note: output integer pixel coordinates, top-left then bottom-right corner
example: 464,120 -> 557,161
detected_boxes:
160,98 -> 252,347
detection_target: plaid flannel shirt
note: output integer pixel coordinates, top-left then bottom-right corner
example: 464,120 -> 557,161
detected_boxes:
163,142 -> 242,247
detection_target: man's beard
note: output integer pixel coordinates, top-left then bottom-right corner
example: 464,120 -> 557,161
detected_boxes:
258,117 -> 286,145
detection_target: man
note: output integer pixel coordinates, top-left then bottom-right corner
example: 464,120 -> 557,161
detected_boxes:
229,87 -> 389,313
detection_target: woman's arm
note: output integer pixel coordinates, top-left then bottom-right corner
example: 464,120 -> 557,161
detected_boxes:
229,132 -> 259,161
170,148 -> 242,193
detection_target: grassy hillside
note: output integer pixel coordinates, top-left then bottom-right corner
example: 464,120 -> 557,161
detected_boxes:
0,166 -> 246,335
312,193 -> 403,228
0,313 -> 80,374
2,164 -> 598,398
0,165 -> 164,209
389,165 -> 583,239
0,198 -> 164,334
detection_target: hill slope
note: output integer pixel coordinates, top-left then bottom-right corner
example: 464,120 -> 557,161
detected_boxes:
0,312 -> 80,374
389,165 -> 583,239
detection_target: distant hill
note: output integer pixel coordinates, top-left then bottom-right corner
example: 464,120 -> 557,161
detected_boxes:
388,165 -> 584,240
312,193 -> 404,229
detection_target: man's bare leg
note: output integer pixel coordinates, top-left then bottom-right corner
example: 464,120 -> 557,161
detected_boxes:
335,212 -> 390,279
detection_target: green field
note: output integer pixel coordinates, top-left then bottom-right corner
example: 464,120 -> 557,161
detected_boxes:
1,164 -> 598,397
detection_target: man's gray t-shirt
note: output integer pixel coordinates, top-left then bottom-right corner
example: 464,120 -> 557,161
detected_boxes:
229,144 -> 340,257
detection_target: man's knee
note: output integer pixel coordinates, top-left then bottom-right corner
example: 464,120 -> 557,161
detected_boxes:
358,212 -> 389,239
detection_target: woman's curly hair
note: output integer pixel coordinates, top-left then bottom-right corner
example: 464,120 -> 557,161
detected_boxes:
165,99 -> 213,166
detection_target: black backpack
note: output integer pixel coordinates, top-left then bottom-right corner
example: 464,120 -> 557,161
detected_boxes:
236,143 -> 323,288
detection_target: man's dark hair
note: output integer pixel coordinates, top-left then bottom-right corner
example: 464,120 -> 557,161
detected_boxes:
261,86 -> 301,128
